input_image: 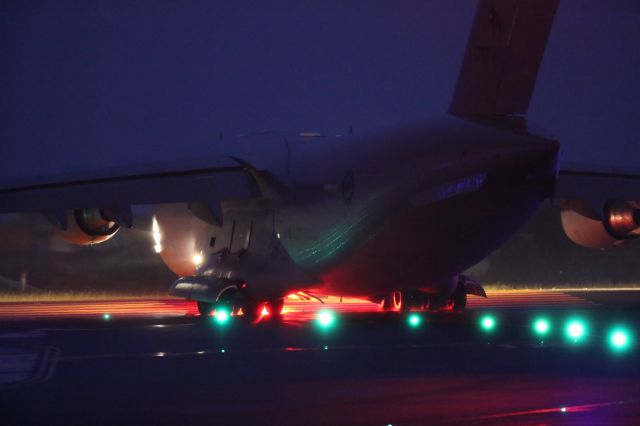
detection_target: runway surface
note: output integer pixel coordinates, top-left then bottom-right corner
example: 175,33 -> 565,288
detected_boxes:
1,290 -> 639,425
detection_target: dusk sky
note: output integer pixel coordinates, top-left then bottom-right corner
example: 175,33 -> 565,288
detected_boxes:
1,0 -> 639,184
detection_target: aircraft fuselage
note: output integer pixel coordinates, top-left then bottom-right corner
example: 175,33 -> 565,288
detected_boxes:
165,115 -> 559,301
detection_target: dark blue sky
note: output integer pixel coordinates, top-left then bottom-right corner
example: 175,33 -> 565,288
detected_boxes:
1,0 -> 639,184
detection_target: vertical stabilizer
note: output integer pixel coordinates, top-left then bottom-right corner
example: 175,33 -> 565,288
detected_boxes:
449,0 -> 559,117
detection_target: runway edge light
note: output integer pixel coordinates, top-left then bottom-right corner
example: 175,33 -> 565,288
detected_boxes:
533,317 -> 551,336
407,313 -> 422,328
214,307 -> 231,325
565,318 -> 588,343
479,314 -> 496,332
608,326 -> 633,353
316,309 -> 337,329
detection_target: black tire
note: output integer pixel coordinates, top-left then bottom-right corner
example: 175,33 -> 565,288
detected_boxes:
452,284 -> 467,311
268,298 -> 285,318
240,301 -> 261,321
401,290 -> 429,312
381,291 -> 403,311
196,301 -> 214,316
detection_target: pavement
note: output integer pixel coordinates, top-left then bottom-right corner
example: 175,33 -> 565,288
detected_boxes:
1,290 -> 639,425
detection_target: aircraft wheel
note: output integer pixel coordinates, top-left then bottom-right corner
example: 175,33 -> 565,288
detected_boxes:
400,290 -> 429,311
268,298 -> 285,318
196,301 -> 214,316
240,301 -> 261,321
452,284 -> 467,311
381,292 -> 402,311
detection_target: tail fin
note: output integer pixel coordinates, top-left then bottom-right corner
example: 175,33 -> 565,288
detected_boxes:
449,0 -> 559,117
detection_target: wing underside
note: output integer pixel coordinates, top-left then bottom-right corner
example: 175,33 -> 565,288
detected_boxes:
0,160 -> 254,227
556,164 -> 640,205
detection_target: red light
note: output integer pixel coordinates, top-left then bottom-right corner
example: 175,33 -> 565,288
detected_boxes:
261,305 -> 270,316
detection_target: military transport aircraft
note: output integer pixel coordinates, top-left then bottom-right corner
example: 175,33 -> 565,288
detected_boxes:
1,0 -> 638,319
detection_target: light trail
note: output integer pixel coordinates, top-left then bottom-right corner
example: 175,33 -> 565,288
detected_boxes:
467,290 -> 595,309
0,290 -> 598,320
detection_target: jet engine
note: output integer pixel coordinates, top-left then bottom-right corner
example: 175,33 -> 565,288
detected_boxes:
560,199 -> 640,248
56,208 -> 120,245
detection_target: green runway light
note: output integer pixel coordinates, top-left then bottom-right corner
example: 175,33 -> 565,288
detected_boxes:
103,313 -> 111,320
480,315 -> 496,332
316,310 -> 337,329
214,308 -> 230,325
407,313 -> 422,328
608,327 -> 633,353
565,319 -> 588,343
533,318 -> 551,336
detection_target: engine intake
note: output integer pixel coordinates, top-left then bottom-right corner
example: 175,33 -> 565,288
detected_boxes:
604,201 -> 640,239
57,208 -> 120,245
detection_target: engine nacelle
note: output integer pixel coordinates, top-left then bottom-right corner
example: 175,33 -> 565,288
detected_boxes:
56,208 -> 120,245
560,199 -> 640,248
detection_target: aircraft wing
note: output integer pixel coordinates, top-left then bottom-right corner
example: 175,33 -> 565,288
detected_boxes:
0,156 -> 254,227
556,162 -> 640,205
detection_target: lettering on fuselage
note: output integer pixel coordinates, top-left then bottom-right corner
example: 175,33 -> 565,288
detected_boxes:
409,173 -> 487,207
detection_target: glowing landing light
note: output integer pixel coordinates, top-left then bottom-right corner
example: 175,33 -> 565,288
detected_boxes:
561,407 -> 567,413
316,310 -> 337,329
220,348 -> 226,353
533,318 -> 551,336
192,252 -> 204,267
152,216 -> 163,253
103,313 -> 111,320
214,308 -> 230,325
407,313 -> 422,328
608,327 -> 633,352
480,315 -> 496,332
565,319 -> 588,343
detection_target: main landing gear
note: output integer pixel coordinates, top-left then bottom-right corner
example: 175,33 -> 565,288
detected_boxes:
197,301 -> 215,316
381,290 -> 431,311
241,298 -> 285,321
381,276 -> 483,312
